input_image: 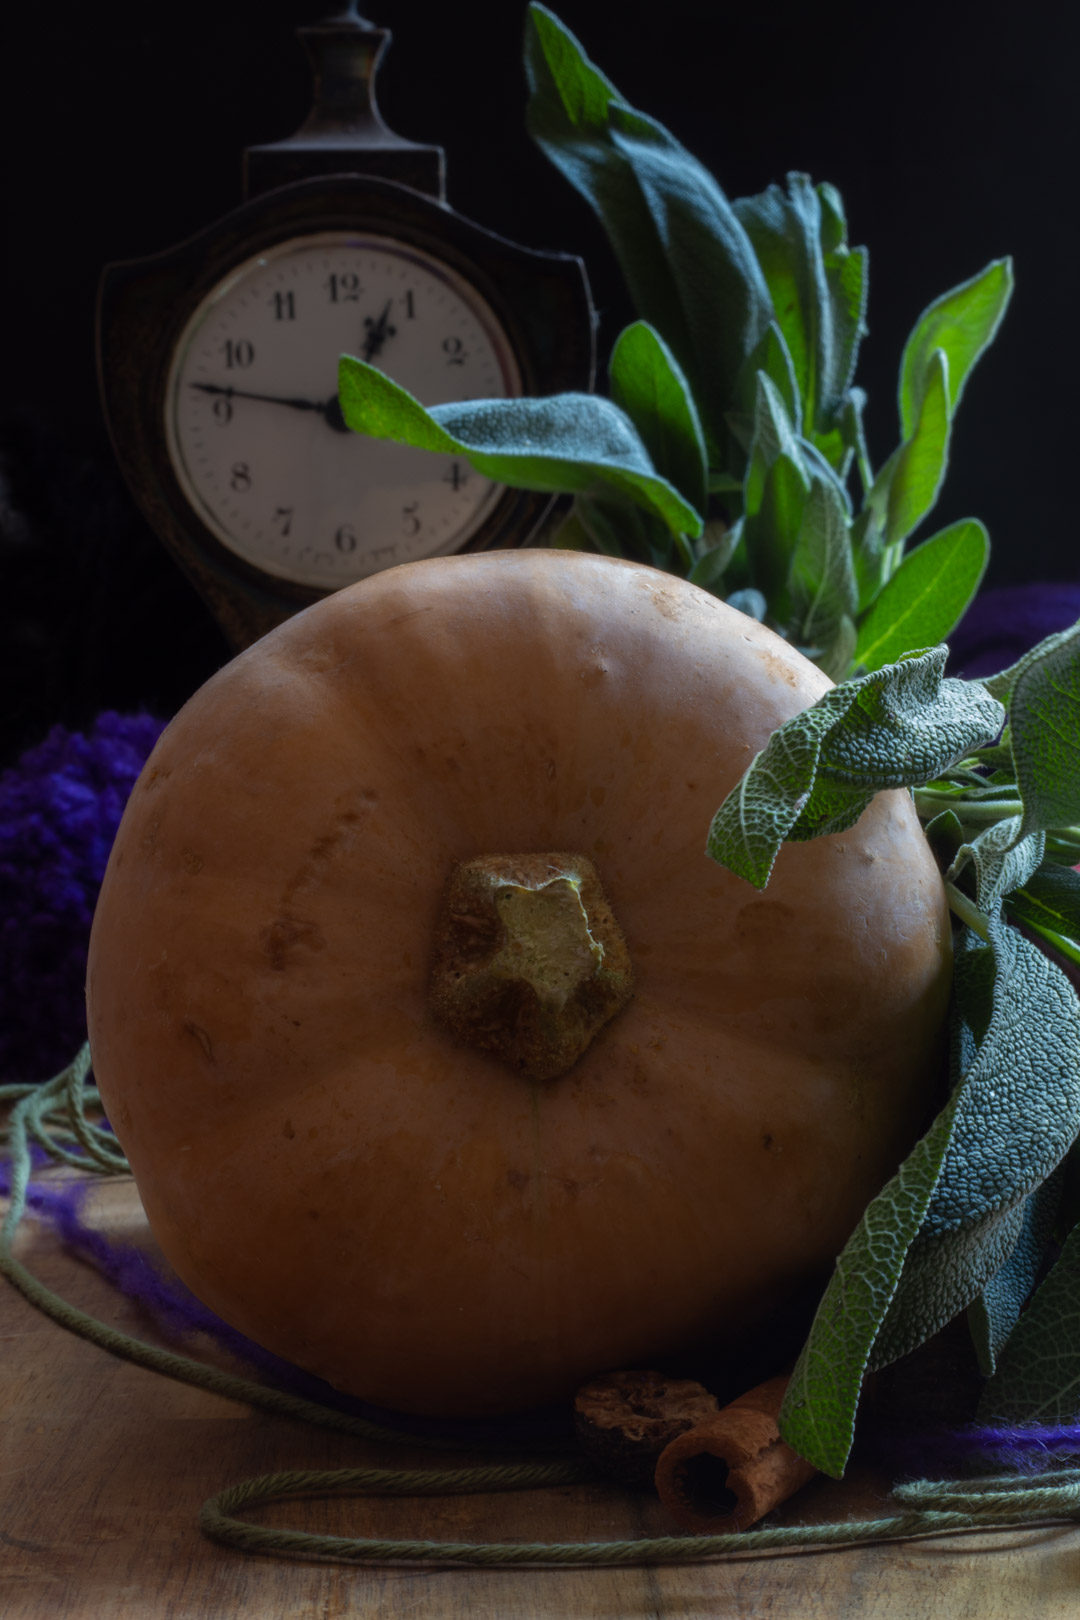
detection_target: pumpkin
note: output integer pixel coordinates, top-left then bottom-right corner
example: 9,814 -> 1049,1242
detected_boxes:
86,550 -> 951,1417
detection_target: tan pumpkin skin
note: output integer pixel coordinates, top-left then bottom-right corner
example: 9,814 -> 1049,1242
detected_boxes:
86,550 -> 952,1416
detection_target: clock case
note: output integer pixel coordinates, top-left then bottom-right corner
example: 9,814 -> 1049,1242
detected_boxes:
96,11 -> 596,651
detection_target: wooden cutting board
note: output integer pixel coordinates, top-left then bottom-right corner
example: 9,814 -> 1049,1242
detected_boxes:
2,1176 -> 1077,1619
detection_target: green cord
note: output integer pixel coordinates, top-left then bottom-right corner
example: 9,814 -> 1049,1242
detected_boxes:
6,1050 -> 1080,1568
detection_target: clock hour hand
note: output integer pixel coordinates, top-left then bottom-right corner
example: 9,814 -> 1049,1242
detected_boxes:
361,300 -> 396,361
190,381 -> 349,433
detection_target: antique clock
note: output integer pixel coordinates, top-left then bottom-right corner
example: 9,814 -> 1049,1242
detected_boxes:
97,6 -> 595,648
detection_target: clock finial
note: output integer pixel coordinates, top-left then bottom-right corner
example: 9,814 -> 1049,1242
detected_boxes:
244,9 -> 446,201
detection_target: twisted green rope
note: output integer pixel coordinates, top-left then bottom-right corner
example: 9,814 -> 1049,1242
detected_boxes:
6,1050 -> 1080,1568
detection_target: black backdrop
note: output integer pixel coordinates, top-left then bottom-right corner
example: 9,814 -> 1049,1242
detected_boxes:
5,0 -> 1077,761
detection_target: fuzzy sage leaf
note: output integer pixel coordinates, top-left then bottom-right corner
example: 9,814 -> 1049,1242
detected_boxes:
524,3 -> 772,462
1004,622 -> 1080,841
870,923 -> 1080,1365
781,917 -> 1080,1473
337,357 -> 702,539
705,648 -> 1004,888
977,1210 -> 1080,1422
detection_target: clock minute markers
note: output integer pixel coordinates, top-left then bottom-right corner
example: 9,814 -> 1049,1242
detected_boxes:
190,380 -> 349,433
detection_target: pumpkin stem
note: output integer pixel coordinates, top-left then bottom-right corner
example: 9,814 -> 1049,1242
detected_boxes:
429,853 -> 633,1082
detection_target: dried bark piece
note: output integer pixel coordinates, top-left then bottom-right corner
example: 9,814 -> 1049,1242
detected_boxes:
574,1369 -> 721,1488
654,1373 -> 818,1531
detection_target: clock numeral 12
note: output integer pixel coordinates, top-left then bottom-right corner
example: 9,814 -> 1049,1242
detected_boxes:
326,273 -> 361,304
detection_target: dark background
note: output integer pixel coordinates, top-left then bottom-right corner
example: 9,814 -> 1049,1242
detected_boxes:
5,0 -> 1077,764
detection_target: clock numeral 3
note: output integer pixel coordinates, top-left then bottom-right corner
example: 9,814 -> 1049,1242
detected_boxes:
230,461 -> 253,493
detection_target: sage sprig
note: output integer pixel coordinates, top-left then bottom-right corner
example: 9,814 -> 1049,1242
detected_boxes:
338,3 -> 1011,683
706,624 -> 1080,1475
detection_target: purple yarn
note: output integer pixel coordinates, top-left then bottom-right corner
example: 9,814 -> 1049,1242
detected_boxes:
4,1151 -> 571,1446
0,711 -> 165,1082
947,581 -> 1080,678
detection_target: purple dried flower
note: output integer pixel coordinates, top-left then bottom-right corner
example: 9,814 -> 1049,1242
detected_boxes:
0,711 -> 164,1081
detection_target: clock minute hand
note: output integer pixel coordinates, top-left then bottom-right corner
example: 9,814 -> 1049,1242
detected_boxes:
190,381 -> 350,433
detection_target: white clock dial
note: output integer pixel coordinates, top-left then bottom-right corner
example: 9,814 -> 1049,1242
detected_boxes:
163,232 -> 521,588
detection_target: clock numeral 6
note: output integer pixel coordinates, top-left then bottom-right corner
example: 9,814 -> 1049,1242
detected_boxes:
230,461 -> 253,493
335,525 -> 358,554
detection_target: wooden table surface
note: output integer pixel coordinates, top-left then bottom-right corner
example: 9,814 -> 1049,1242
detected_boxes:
2,1176 -> 1079,1619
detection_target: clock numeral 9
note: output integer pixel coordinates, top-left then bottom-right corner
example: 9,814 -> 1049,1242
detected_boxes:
230,461 -> 253,493
334,525 -> 358,554
442,336 -> 467,366
213,397 -> 233,425
222,339 -> 255,369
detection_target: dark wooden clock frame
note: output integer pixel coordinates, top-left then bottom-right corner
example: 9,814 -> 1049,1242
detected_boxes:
96,7 -> 596,650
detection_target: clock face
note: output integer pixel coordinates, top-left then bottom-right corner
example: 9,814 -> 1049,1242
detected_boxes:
163,232 -> 521,588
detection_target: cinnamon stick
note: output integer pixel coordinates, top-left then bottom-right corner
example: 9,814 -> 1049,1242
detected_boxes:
653,1373 -> 817,1532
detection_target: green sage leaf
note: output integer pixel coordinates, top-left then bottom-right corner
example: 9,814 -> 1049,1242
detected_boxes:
733,173 -> 867,460
900,258 -> 1014,441
730,322 -> 802,450
947,815 -> 1045,916
779,1090 -> 962,1477
1006,624 -> 1080,840
524,3 -> 772,460
967,1171 -> 1064,1377
870,349 -> 951,548
608,321 -> 708,513
1006,863 -> 1080,967
337,357 -> 702,538
871,922 -> 1080,1368
782,917 -> 1080,1472
978,1211 -> 1080,1422
788,475 -> 858,652
853,518 -> 989,672
705,647 -> 1004,888
743,451 -> 809,604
